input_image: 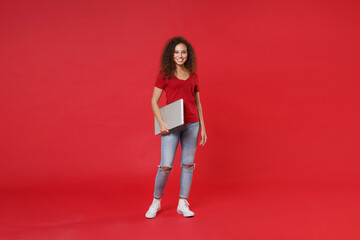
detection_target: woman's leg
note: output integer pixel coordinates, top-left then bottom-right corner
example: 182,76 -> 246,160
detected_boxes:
179,122 -> 200,199
153,128 -> 181,198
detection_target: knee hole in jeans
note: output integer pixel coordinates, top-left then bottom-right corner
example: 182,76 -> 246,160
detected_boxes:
182,164 -> 194,168
160,166 -> 172,171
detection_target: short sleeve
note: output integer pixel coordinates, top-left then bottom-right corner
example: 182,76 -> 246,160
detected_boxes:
194,73 -> 200,92
154,72 -> 167,90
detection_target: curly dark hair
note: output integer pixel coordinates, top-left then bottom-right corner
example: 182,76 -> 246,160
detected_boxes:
160,36 -> 197,79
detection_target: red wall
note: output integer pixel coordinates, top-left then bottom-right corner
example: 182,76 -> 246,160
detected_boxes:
1,0 -> 359,190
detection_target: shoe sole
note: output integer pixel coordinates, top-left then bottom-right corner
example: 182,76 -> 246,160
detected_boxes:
145,214 -> 156,219
177,209 -> 194,217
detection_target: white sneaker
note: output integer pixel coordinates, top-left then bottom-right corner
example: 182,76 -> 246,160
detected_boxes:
177,199 -> 195,217
145,198 -> 161,219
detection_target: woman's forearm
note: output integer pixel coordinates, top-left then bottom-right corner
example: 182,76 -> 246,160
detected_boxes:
196,103 -> 206,130
151,99 -> 164,125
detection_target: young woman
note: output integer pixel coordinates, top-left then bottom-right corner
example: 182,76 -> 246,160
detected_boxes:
145,37 -> 207,218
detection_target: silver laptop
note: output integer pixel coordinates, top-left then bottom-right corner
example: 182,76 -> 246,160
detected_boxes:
154,99 -> 184,135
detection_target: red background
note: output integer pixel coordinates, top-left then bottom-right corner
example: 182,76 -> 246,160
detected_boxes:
1,0 -> 360,239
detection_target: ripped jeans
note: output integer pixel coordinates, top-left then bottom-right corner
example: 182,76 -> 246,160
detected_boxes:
153,121 -> 200,199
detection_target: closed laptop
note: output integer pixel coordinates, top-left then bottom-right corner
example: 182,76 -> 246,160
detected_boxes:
154,99 -> 184,135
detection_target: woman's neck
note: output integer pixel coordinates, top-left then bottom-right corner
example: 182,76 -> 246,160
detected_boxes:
175,65 -> 188,74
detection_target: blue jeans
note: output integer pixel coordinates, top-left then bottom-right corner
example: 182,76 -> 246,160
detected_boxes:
153,121 -> 200,199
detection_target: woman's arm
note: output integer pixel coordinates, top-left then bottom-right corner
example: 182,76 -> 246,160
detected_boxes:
151,87 -> 169,134
195,92 -> 207,146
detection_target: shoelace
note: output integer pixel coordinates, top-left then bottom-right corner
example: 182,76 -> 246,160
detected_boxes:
149,200 -> 160,211
181,200 -> 190,210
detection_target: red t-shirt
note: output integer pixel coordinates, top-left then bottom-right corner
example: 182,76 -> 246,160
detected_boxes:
155,72 -> 200,123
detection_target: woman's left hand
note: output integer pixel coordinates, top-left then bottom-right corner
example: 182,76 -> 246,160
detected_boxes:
199,128 -> 207,146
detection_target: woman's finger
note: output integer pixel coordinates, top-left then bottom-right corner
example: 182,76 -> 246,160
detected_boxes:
202,136 -> 207,145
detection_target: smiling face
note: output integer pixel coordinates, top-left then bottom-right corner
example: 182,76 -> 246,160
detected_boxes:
173,43 -> 188,66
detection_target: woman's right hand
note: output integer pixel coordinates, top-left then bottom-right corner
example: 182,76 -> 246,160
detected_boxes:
160,121 -> 169,135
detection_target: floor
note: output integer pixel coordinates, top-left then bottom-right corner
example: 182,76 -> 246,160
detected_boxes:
1,177 -> 359,240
